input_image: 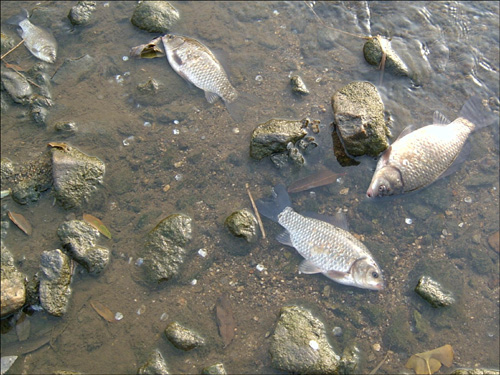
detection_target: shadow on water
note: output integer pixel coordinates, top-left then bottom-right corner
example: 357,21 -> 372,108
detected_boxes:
1,1 -> 498,374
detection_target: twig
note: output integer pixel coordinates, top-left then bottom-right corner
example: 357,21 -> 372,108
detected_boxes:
246,183 -> 266,239
2,60 -> 42,89
0,39 -> 25,60
369,351 -> 390,375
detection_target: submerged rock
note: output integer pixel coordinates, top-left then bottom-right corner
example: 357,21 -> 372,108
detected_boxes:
250,118 -> 308,160
290,75 -> 310,95
68,1 -> 97,25
270,305 -> 340,374
39,249 -> 73,317
415,275 -> 455,308
51,145 -> 105,209
363,36 -> 410,77
137,348 -> 169,375
1,70 -> 33,105
1,246 -> 26,318
141,214 -> 192,283
57,220 -> 110,274
201,363 -> 227,375
451,369 -> 500,375
225,209 -> 258,243
164,321 -> 205,351
131,1 -> 180,33
332,81 -> 389,157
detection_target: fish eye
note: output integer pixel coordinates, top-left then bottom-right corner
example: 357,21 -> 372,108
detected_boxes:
378,185 -> 386,192
371,271 -> 379,279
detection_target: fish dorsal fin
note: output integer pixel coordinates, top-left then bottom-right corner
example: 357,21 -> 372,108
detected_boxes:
204,91 -> 219,104
276,231 -> 293,247
299,259 -> 322,274
433,111 -> 450,125
395,125 -> 416,141
301,211 -> 349,231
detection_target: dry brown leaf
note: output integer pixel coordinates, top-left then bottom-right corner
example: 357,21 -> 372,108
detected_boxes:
215,293 -> 235,347
288,169 -> 346,193
8,211 -> 32,235
405,344 -> 454,375
83,213 -> 112,239
90,300 -> 115,322
129,37 -> 164,59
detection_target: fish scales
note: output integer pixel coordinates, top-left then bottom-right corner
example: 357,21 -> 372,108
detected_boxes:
162,34 -> 238,104
257,185 -> 384,290
367,96 -> 493,197
278,207 -> 367,273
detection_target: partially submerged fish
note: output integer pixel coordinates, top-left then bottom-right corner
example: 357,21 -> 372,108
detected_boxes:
161,34 -> 238,106
256,185 -> 384,290
367,96 -> 493,197
7,8 -> 57,63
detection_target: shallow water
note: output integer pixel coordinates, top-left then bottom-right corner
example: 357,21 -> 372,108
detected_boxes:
1,1 -> 498,374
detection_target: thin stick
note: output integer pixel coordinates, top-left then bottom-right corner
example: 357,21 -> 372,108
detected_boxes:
0,39 -> 25,60
246,183 -> 266,239
369,351 -> 390,375
2,61 -> 42,89
303,1 -> 369,40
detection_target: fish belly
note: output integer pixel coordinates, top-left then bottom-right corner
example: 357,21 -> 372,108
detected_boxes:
388,121 -> 471,192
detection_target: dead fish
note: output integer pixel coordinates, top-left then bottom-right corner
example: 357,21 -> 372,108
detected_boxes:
7,8 -> 57,63
256,185 -> 384,290
161,34 -> 239,106
367,96 -> 493,197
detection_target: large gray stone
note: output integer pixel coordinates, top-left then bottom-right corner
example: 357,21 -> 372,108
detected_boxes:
137,348 -> 169,375
39,249 -> 72,317
1,246 -> 26,318
131,1 -> 179,33
164,322 -> 205,351
363,36 -> 410,77
270,305 -> 340,374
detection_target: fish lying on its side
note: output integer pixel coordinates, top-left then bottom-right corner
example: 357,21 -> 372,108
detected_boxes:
367,96 -> 493,198
256,185 -> 384,290
161,34 -> 238,105
7,8 -> 57,64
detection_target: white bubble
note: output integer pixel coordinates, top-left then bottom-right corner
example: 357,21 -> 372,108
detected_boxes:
122,56 -> 129,61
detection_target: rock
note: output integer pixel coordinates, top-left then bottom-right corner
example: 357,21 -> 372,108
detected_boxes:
225,209 -> 258,243
270,153 -> 289,169
51,54 -> 96,86
363,36 -> 410,77
451,370 -> 500,375
287,142 -> 306,166
25,273 -> 40,308
57,220 -> 110,274
68,1 -> 97,25
28,64 -> 53,99
51,145 -> 105,209
488,231 -> 499,253
201,363 -> 226,375
290,75 -> 310,95
137,348 -> 169,375
1,70 -> 33,105
39,249 -> 73,317
54,121 -> 78,136
339,342 -> 361,374
415,276 -> 455,308
141,214 -> 192,283
1,246 -> 26,318
332,81 -> 389,157
164,321 -> 205,351
250,118 -> 308,160
1,157 -> 16,181
270,305 -> 340,374
30,104 -> 49,126
131,1 -> 180,33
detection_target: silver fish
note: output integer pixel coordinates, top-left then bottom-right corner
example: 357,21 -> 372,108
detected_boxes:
161,34 -> 238,105
367,96 -> 492,198
7,8 -> 57,64
256,185 -> 384,290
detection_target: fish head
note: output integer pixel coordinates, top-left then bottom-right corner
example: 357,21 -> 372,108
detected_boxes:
350,257 -> 385,290
366,166 -> 403,198
162,34 -> 185,50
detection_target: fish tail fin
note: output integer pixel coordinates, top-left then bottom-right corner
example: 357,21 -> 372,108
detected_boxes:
255,184 -> 291,222
460,96 -> 495,131
6,8 -> 29,25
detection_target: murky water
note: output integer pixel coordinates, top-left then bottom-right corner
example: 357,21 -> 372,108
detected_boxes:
1,1 -> 498,374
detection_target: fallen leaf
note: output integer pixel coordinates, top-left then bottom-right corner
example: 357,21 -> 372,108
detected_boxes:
83,213 -> 112,239
288,169 -> 346,193
47,142 -> 71,152
215,293 -> 235,347
129,37 -> 164,59
90,300 -> 115,323
405,344 -> 454,375
8,211 -> 32,235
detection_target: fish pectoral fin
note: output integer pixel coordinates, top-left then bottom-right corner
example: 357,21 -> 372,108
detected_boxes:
276,231 -> 293,247
298,260 -> 322,274
433,111 -> 450,125
204,91 -> 220,104
325,269 -> 349,279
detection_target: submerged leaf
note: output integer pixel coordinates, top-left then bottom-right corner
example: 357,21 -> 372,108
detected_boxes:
215,293 -> 236,347
129,37 -> 164,59
90,300 -> 115,323
405,344 -> 454,375
83,214 -> 112,239
8,211 -> 32,235
288,169 -> 346,193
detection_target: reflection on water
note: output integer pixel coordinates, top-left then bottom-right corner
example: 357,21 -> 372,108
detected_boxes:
1,1 -> 498,374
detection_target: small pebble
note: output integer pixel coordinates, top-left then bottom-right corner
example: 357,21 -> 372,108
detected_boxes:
464,196 -> 472,203
143,121 -> 151,127
198,249 -> 207,257
160,312 -> 168,321
175,174 -> 183,181
135,258 -> 144,267
173,128 -> 180,135
173,120 -> 179,125
115,312 -> 124,321
339,187 -> 349,195
190,279 -> 197,285
255,75 -> 263,82
372,343 -> 381,352
122,56 -> 129,61
256,264 -> 265,272
405,218 -> 413,225
332,326 -> 342,336
137,305 -> 146,315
